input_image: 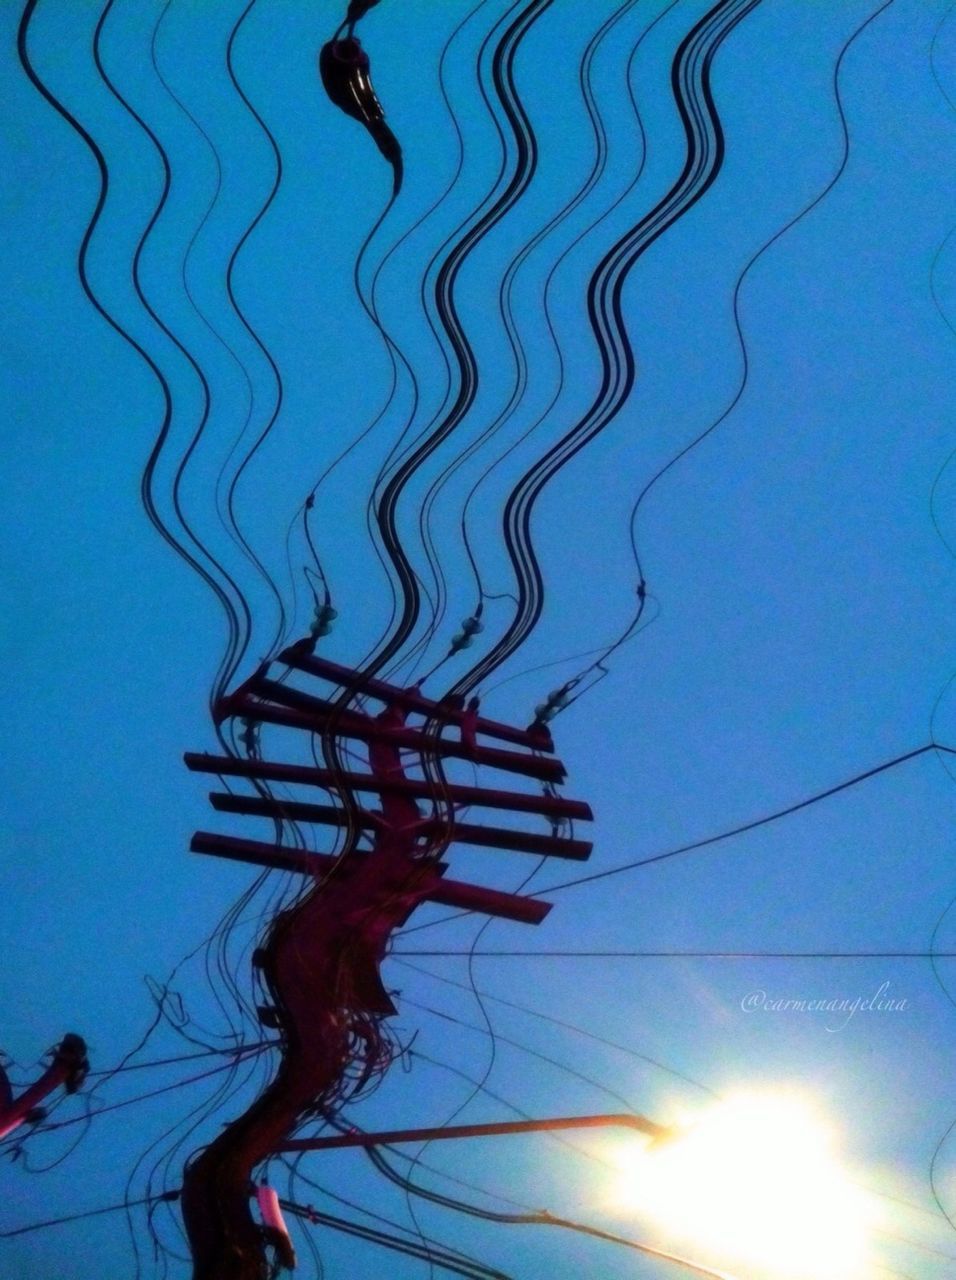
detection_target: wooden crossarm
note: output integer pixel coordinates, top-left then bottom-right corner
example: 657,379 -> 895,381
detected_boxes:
220,693 -> 566,784
208,792 -> 592,861
189,832 -> 551,925
184,752 -> 593,821
277,644 -> 554,753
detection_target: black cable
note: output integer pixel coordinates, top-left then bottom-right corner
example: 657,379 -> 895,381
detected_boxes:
392,955 -> 716,1097
149,0 -> 287,668
557,0 -> 903,707
0,1192 -> 177,1239
281,1196 -> 513,1279
536,742 -> 953,896
396,950 -> 956,959
460,0 -> 763,696
26,1045 -> 270,1136
397,742 -> 955,936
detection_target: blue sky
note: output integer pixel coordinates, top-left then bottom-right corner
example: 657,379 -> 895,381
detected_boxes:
4,0 -> 956,1277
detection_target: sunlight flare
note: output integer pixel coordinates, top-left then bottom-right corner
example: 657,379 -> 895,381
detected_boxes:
611,1090 -> 873,1279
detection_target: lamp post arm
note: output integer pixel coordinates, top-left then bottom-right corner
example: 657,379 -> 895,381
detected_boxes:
279,1112 -> 670,1152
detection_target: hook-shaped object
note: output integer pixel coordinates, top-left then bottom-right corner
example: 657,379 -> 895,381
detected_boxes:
319,34 -> 403,196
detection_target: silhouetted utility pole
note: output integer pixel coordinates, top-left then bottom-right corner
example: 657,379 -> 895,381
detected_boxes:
179,641 -> 594,1279
0,1033 -> 88,1142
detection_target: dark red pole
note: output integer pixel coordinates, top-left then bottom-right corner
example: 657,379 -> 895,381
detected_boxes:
0,1034 -> 88,1141
181,655 -> 592,1278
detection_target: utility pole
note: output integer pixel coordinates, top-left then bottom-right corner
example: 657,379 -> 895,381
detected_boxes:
0,1033 -> 88,1142
180,640 -> 594,1279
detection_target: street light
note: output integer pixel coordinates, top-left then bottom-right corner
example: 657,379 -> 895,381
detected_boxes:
609,1090 -> 872,1280
276,1092 -> 872,1280
272,1111 -> 747,1280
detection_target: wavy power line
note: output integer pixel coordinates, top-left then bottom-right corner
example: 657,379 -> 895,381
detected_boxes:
525,0 -> 902,724
409,0 -> 649,674
361,0 -> 555,683
16,0 -> 246,709
460,0 -> 763,696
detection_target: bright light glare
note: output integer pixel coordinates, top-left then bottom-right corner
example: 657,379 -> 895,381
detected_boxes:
612,1091 -> 873,1279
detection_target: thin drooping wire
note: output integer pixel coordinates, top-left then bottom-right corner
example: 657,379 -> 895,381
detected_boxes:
411,0 -> 645,655
535,741 -> 951,896
150,0 -> 288,667
285,1150 -> 515,1278
366,0 -> 546,677
396,741 -> 953,941
563,0 -> 903,704
280,1195 -> 514,1280
451,0 -> 677,636
0,1193 -> 177,1241
331,1135 -> 538,1213
310,0 -> 509,680
929,1112 -> 956,1236
402,995 -> 656,1114
315,154 -> 415,660
358,1111 -> 747,1280
926,0 -> 956,976
359,0 -> 554,686
287,0 -> 491,650
94,0 -> 260,710
373,1044 -> 619,1176
217,0 -> 292,672
398,949 -> 956,959
392,955 -> 717,1097
16,0 -> 246,710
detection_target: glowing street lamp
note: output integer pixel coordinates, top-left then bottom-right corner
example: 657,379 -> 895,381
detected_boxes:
277,1111 -> 744,1280
279,1091 -> 872,1280
610,1090 -> 873,1280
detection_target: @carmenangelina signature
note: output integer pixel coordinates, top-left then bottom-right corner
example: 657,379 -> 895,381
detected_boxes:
740,981 -> 908,1032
